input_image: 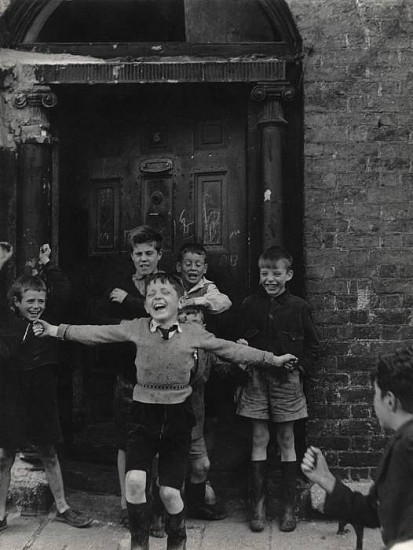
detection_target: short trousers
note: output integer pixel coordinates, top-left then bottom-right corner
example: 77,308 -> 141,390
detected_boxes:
0,365 -> 62,449
236,367 -> 308,423
189,434 -> 208,462
126,400 -> 195,490
114,373 -> 134,451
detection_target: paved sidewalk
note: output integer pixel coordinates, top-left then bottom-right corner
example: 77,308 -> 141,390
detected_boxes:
0,492 -> 383,550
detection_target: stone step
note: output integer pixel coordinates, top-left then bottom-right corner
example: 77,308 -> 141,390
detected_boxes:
8,456 -> 53,516
8,457 -> 313,519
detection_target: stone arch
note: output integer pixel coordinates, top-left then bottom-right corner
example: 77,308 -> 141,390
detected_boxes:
3,0 -> 301,54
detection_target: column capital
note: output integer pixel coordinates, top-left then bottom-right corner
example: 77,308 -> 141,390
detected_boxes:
251,81 -> 296,103
12,86 -> 57,144
14,86 -> 58,109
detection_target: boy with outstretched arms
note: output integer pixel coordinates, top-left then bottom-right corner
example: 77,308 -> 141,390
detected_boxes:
301,347 -> 413,548
0,242 -> 91,532
35,272 -> 296,550
237,246 -> 320,533
93,225 -> 163,526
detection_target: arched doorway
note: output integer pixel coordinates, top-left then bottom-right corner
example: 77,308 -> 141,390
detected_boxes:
1,0 -> 304,480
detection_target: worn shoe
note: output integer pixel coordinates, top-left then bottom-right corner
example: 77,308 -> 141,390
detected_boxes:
55,508 -> 92,528
188,502 -> 227,521
0,516 -> 7,533
150,512 -> 166,538
279,505 -> 297,532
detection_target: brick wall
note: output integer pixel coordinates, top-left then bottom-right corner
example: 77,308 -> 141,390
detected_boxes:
289,0 -> 413,479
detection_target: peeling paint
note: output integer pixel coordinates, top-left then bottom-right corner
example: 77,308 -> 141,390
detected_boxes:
112,65 -> 124,79
264,189 -> 271,201
0,48 -> 106,69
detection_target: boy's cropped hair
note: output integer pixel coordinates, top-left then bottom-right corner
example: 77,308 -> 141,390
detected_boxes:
127,225 -> 162,252
8,275 -> 47,306
372,347 -> 413,413
177,242 -> 207,262
259,246 -> 293,270
145,272 -> 184,298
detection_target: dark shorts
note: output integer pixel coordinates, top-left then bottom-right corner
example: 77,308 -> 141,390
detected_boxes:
237,367 -> 308,423
114,373 -> 134,451
0,365 -> 62,449
126,400 -> 195,489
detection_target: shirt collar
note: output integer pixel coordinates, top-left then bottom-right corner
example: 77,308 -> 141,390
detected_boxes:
149,319 -> 182,333
185,276 -> 211,294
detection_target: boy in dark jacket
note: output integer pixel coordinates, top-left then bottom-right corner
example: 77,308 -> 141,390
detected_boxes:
0,242 -> 91,532
237,246 -> 320,533
302,346 -> 413,548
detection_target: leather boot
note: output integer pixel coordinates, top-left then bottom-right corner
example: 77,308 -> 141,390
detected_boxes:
150,482 -> 165,538
249,460 -> 266,532
127,502 -> 150,549
165,509 -> 187,550
186,481 -> 227,520
279,462 -> 297,532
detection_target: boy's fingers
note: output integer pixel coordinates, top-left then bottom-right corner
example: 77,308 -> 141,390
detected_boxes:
301,463 -> 313,474
32,321 -> 45,336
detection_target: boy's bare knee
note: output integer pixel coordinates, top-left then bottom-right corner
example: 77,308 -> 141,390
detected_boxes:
125,470 -> 146,501
277,425 -> 295,452
252,423 -> 270,450
159,485 -> 179,506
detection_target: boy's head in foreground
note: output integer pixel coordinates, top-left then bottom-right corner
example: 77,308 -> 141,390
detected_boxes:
176,242 -> 208,290
371,347 -> 413,431
144,272 -> 184,326
9,275 -> 47,321
128,225 -> 163,279
258,246 -> 293,298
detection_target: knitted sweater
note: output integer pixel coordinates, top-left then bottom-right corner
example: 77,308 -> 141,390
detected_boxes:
57,318 -> 278,404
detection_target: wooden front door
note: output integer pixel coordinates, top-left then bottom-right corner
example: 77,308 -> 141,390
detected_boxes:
85,85 -> 248,312
59,84 -> 249,422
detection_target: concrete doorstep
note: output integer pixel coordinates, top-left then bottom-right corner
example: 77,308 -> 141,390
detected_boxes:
8,456 -> 53,517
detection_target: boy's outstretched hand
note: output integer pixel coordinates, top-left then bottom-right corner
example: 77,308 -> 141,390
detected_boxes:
33,319 -> 58,338
301,446 -> 336,494
274,353 -> 298,370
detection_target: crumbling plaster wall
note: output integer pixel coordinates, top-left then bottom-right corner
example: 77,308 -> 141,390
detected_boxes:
0,1 -> 104,246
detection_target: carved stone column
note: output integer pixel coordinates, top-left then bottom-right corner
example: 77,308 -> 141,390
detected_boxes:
251,82 -> 295,249
14,86 -> 58,271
